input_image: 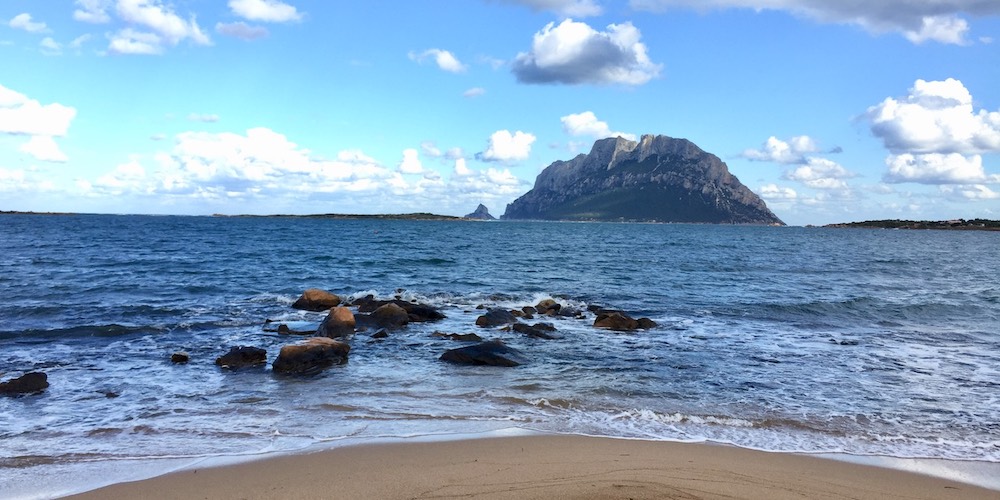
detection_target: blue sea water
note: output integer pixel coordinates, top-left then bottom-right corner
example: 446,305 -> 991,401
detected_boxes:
1,214 -> 999,497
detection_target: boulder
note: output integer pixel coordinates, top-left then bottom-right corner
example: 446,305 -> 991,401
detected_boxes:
291,289 -> 341,312
0,372 -> 49,396
535,299 -> 561,315
439,341 -> 528,367
431,332 -> 483,342
316,306 -> 356,338
475,309 -> 518,328
170,352 -> 190,364
272,337 -> 350,375
370,303 -> 409,329
594,311 -> 657,331
215,346 -> 267,369
353,297 -> 445,322
512,322 -> 560,340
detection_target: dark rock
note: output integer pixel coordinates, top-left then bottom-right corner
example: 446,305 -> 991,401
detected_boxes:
291,288 -> 342,311
272,337 -> 350,375
0,372 -> 49,396
637,318 -> 658,329
352,297 -> 445,322
464,203 -> 496,220
502,135 -> 784,225
316,306 -> 356,338
522,306 -> 537,316
535,299 -> 561,315
431,332 -> 483,342
439,340 -> 528,367
371,329 -> 389,339
475,309 -> 518,328
512,322 -> 560,340
215,346 -> 267,369
594,311 -> 657,331
370,303 -> 409,329
170,352 -> 190,364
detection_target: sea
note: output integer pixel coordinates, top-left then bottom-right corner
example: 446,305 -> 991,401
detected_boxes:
1,214 -> 999,498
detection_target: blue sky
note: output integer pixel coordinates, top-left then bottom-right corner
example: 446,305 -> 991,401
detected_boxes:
1,0 -> 999,225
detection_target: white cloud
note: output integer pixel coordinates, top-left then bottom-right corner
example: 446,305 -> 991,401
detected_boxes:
463,87 -> 487,98
629,0 -> 999,45
560,111 -> 636,140
884,153 -> 998,184
498,0 -> 603,17
8,13 -> 49,33
512,19 -> 661,85
70,34 -> 93,49
759,183 -> 798,200
940,184 -> 1000,200
478,130 -> 536,162
409,49 -> 467,73
187,113 -> 220,123
783,157 -> 854,190
867,78 -> 1000,155
0,84 -> 77,137
113,0 -> 212,51
398,148 -> 424,174
92,159 -> 148,194
0,167 -> 55,193
74,0 -> 112,24
19,136 -> 69,163
216,22 -> 269,40
40,37 -> 62,56
228,0 -> 302,23
742,135 -> 819,164
454,158 -> 473,176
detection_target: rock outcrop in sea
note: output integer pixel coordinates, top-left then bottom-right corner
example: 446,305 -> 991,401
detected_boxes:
503,134 -> 784,225
463,204 -> 496,220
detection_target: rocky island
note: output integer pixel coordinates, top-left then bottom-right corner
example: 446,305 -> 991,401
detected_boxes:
503,135 -> 783,225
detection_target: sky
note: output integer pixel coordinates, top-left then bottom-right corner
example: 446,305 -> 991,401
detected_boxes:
1,0 -> 999,225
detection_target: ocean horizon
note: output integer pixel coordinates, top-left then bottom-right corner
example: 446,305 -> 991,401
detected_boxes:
2,214 -> 999,497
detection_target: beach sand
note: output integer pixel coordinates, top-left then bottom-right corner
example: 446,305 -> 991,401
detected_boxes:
65,435 -> 998,499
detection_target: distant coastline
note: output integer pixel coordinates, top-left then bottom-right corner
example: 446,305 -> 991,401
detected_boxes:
823,219 -> 1000,231
211,212 -> 466,221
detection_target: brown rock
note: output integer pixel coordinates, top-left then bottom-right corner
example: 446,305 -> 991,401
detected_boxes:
370,303 -> 410,329
317,306 -> 356,338
594,311 -> 640,331
170,352 -> 190,363
535,298 -> 561,315
272,337 -> 350,375
291,289 -> 342,312
0,372 -> 49,396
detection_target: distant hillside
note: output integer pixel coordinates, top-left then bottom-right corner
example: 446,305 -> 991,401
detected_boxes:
824,219 -> 1000,231
502,135 -> 783,225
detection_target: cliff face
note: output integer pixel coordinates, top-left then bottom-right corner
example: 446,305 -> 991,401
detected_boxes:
502,135 -> 784,225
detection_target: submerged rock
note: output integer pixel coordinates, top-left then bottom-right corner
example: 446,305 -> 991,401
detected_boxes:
272,337 -> 350,375
594,311 -> 657,331
0,372 -> 49,396
431,332 -> 483,342
475,309 -> 518,328
512,322 -> 560,340
439,340 -> 528,367
316,306 -> 356,338
170,352 -> 190,364
215,346 -> 267,369
291,289 -> 342,312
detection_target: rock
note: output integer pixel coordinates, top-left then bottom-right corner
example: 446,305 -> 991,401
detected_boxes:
512,322 -> 560,340
170,352 -> 190,364
352,297 -> 445,322
431,332 -> 483,342
594,311 -> 657,331
475,309 -> 518,328
215,346 -> 267,369
370,303 -> 409,329
291,289 -> 341,312
371,329 -> 389,339
316,306 -> 356,338
502,135 -> 784,225
463,203 -> 496,220
535,299 -> 561,315
522,306 -> 537,315
0,372 -> 49,396
272,337 -> 350,375
439,341 -> 528,367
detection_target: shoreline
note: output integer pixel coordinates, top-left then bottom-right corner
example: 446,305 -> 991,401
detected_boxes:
60,434 -> 1000,500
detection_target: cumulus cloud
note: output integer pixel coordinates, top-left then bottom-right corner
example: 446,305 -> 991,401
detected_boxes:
8,13 -> 49,33
867,78 -> 1000,155
463,87 -> 487,98
398,148 -> 424,174
560,111 -> 636,140
629,0 -> 999,45
742,135 -> 818,164
0,84 -> 76,163
883,153 -> 998,184
454,158 -> 473,176
108,0 -> 212,54
229,0 -> 302,23
478,130 -> 537,162
783,157 -> 855,190
19,136 -> 69,163
939,184 -> 999,200
497,0 -> 603,17
216,22 -> 269,40
512,19 -> 661,85
74,0 -> 112,24
759,183 -> 798,201
409,49 -> 467,73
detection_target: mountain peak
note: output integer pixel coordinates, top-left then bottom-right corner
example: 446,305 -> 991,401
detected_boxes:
464,204 -> 496,220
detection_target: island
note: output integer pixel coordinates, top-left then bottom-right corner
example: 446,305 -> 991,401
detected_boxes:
823,219 -> 1000,231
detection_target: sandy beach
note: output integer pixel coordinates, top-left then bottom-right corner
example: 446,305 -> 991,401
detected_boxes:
64,435 -> 998,499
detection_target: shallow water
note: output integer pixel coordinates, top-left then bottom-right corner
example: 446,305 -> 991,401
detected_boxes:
1,215 -> 999,496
